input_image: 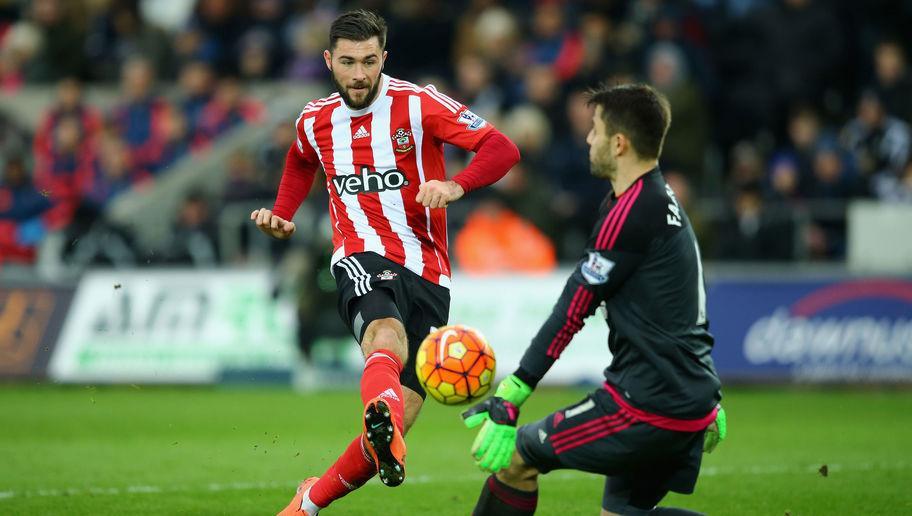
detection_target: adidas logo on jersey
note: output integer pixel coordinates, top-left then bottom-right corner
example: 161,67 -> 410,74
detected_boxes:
379,388 -> 401,402
353,125 -> 370,139
332,166 -> 409,196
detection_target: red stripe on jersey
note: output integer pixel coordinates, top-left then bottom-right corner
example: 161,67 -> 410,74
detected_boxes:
549,412 -> 628,443
596,179 -> 643,250
595,186 -> 633,249
606,179 -> 644,250
603,383 -> 719,432
313,108 -> 365,255
350,113 -> 406,262
553,420 -> 635,455
550,289 -> 593,358
547,286 -> 590,357
390,95 -> 441,284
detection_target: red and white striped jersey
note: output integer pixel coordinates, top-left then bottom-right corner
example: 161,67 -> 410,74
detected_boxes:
293,74 -> 495,288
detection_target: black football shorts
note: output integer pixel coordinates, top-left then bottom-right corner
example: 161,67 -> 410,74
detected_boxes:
334,252 -> 450,399
515,388 -> 705,513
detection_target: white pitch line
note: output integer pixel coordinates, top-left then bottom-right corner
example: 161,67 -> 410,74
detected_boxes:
0,461 -> 908,501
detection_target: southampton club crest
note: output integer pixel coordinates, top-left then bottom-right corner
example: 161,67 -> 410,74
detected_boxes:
391,128 -> 414,153
377,270 -> 398,281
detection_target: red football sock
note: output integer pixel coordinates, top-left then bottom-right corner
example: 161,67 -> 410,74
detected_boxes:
308,436 -> 376,507
361,349 -> 405,432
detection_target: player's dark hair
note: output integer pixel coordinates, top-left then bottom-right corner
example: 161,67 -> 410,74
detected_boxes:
588,83 -> 671,160
329,10 -> 387,51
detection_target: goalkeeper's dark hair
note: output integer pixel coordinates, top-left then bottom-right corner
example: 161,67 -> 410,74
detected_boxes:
329,10 -> 388,51
587,83 -> 671,160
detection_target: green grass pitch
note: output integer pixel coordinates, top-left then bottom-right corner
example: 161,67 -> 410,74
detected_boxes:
1,385 -> 911,515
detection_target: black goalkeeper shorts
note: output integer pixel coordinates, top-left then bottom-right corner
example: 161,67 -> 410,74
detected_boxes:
333,252 -> 450,399
515,388 -> 706,513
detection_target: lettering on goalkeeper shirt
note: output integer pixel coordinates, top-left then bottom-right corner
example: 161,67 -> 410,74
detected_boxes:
332,166 -> 409,196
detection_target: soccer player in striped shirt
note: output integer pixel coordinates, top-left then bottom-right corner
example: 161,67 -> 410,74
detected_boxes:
462,84 -> 725,515
252,10 -> 520,516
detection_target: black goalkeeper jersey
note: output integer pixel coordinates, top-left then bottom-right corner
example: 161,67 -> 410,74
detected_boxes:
516,167 -> 721,420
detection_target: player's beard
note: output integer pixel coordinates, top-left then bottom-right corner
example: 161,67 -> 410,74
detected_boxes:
331,68 -> 381,110
590,148 -> 617,180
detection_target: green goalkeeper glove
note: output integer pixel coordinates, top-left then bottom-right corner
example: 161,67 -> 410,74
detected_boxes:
461,375 -> 533,472
703,405 -> 727,453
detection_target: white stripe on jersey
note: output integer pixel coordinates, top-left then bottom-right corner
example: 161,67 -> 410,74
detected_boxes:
408,95 -> 447,280
370,95 -> 425,277
294,109 -> 306,154
303,93 -> 341,113
303,117 -> 344,255
425,84 -> 461,112
330,105 -> 386,256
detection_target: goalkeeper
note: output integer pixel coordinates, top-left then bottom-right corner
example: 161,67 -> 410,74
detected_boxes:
463,84 -> 725,516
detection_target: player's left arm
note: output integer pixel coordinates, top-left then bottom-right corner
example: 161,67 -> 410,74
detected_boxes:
416,88 -> 520,208
463,191 -> 663,472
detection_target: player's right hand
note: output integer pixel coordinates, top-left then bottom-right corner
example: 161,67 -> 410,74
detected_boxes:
703,405 -> 727,453
251,208 -> 296,240
462,396 -> 519,472
461,374 -> 533,472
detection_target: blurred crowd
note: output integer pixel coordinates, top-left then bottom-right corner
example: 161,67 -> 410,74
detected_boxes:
1,0 -> 912,268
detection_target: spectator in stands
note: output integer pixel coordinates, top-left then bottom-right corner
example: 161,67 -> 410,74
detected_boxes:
108,56 -> 171,176
455,54 -> 503,120
805,139 -> 865,259
222,149 -> 272,203
85,135 -> 136,210
754,0 -> 842,124
496,103 -> 556,238
198,77 -> 264,142
256,119 -> 297,187
842,90 -> 911,181
454,195 -> 556,275
83,0 -> 175,82
870,39 -> 912,124
176,60 -> 215,148
0,22 -> 37,93
457,5 -> 520,77
568,11 -> 616,86
165,190 -> 219,266
765,153 -> 803,202
522,63 -> 563,128
236,0 -> 288,79
285,7 -> 333,82
158,108 -> 191,170
0,154 -> 53,263
714,181 -> 794,261
872,159 -> 912,203
237,28 -> 276,81
526,1 -> 582,82
782,105 -> 827,184
541,89 -> 607,258
34,78 -> 102,174
174,0 -> 245,75
33,113 -> 95,204
807,139 -> 864,200
728,140 -> 765,187
24,0 -> 87,82
647,41 -> 710,183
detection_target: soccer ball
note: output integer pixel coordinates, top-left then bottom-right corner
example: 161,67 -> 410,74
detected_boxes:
415,324 -> 496,405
